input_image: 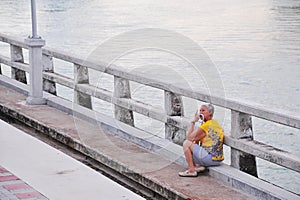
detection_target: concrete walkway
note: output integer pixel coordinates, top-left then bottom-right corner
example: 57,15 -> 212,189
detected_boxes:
0,119 -> 145,200
0,83 -> 253,199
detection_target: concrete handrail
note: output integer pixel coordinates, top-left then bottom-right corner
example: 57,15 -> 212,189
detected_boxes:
1,33 -> 299,128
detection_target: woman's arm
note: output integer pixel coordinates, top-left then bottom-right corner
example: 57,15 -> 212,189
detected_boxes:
186,125 -> 206,142
186,110 -> 206,142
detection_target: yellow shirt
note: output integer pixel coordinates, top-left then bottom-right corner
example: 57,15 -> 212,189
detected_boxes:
200,119 -> 224,161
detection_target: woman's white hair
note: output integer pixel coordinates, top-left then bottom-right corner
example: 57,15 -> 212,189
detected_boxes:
203,103 -> 214,117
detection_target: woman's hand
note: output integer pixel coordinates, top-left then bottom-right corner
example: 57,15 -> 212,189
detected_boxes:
192,110 -> 199,123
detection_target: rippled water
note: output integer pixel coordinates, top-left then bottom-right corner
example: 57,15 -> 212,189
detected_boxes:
1,0 -> 299,194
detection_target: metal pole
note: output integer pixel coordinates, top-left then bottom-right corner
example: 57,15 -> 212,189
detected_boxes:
30,0 -> 38,38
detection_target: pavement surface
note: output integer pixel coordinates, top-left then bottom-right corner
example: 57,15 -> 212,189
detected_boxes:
0,119 -> 145,200
0,83 -> 253,200
0,165 -> 48,200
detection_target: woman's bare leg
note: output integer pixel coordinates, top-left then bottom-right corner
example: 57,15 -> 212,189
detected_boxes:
182,140 -> 195,172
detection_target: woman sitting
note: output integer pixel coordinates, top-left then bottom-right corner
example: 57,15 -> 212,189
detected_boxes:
179,103 -> 224,177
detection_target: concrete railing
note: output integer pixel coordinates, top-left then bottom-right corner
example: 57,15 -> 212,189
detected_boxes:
1,33 -> 299,186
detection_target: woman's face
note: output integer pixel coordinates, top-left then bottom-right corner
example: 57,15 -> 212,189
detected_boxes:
200,105 -> 212,121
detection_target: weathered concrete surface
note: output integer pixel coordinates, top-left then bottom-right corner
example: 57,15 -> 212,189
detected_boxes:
231,110 -> 258,177
10,44 -> 27,84
0,84 -> 252,199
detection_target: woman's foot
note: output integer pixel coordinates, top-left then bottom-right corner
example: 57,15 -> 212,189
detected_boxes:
194,166 -> 206,173
178,170 -> 197,177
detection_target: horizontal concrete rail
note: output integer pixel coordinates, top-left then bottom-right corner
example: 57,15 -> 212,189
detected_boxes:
0,33 -> 28,49
226,137 -> 300,173
42,48 -> 300,129
0,55 -> 29,72
43,71 -> 189,129
43,72 -> 75,89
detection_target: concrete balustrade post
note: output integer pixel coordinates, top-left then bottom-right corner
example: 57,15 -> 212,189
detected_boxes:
231,110 -> 258,177
164,91 -> 185,145
42,54 -> 56,95
114,76 -> 134,126
25,37 -> 46,105
10,44 -> 27,84
74,64 -> 92,109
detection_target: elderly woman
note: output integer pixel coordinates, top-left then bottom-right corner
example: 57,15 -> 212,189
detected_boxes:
179,103 -> 224,177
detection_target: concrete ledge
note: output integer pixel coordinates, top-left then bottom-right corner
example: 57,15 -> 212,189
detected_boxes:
0,75 -> 28,95
209,164 -> 299,200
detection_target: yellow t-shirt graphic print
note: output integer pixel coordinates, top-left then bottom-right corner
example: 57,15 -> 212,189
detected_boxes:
200,119 -> 224,161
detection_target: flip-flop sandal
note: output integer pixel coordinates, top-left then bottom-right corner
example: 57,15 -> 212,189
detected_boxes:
195,166 -> 206,173
178,170 -> 197,177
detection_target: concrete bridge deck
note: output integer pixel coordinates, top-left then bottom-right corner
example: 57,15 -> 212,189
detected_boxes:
3,77 -> 300,200
0,83 -> 256,199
